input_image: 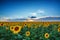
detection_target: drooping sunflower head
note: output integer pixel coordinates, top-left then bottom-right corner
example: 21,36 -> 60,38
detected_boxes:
26,31 -> 30,37
13,25 -> 22,34
44,33 -> 49,39
6,27 -> 9,30
6,26 -> 10,30
58,27 -> 60,32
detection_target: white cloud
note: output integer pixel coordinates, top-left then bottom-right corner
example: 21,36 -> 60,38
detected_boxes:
0,17 -> 10,19
37,10 -> 44,14
0,9 -> 45,21
0,17 -> 10,21
39,16 -> 50,18
31,13 -> 37,16
19,16 -> 24,18
30,10 -> 44,17
9,15 -> 24,19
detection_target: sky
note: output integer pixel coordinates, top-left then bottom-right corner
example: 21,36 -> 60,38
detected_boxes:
0,0 -> 60,19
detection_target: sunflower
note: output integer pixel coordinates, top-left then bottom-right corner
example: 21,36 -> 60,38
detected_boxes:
28,24 -> 31,28
10,26 -> 14,31
44,33 -> 49,38
5,26 -> 9,30
43,22 -> 49,27
0,23 -> 6,26
58,27 -> 60,32
35,26 -> 38,28
0,23 -> 3,26
6,27 -> 9,30
26,31 -> 30,37
13,25 -> 22,34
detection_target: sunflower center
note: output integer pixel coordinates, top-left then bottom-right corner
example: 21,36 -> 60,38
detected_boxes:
59,28 -> 60,30
12,27 -> 13,29
15,27 -> 19,31
46,35 -> 48,36
1,24 -> 3,26
27,33 -> 29,34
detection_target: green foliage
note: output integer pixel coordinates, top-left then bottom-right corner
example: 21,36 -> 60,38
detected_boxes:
0,24 -> 60,40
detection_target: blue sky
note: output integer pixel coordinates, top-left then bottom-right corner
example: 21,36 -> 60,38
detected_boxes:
0,0 -> 60,19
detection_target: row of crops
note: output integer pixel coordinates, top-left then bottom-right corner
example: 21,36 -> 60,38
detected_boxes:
0,22 -> 60,40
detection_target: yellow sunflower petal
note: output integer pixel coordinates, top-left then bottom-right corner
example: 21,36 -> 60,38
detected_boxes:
10,26 -> 14,31
0,23 -> 6,26
43,22 -> 49,27
13,25 -> 22,34
44,33 -> 49,38
26,31 -> 30,37
58,27 -> 60,32
6,26 -> 9,30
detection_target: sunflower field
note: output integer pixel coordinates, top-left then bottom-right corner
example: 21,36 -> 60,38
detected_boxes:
0,22 -> 60,40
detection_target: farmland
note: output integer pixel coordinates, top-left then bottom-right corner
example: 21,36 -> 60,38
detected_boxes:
0,22 -> 60,40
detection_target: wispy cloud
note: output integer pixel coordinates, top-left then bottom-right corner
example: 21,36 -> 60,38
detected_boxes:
0,17 -> 9,21
37,10 -> 44,14
0,17 -> 10,19
31,9 -> 44,16
31,13 -> 37,16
